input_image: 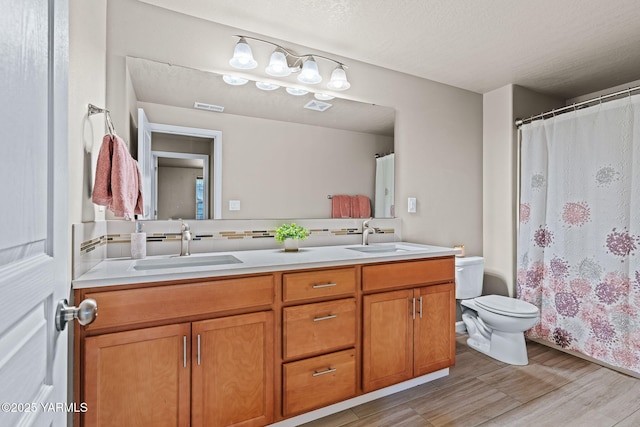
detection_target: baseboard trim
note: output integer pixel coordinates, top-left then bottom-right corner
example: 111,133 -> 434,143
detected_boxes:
268,368 -> 450,426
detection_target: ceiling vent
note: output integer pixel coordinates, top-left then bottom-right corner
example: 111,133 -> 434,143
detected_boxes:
304,100 -> 332,112
194,102 -> 225,112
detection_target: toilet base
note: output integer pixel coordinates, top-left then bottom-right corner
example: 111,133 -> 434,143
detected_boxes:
467,330 -> 529,365
461,309 -> 530,365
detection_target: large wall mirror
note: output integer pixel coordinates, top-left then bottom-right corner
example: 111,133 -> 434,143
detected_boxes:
108,0 -> 395,220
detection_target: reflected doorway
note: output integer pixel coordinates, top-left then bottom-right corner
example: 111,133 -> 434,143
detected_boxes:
153,150 -> 209,220
137,108 -> 222,219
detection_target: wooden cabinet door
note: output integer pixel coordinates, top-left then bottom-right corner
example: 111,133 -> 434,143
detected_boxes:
83,323 -> 191,427
413,283 -> 456,376
192,311 -> 274,427
362,289 -> 413,392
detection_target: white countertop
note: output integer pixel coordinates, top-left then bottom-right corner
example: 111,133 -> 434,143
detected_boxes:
72,242 -> 459,289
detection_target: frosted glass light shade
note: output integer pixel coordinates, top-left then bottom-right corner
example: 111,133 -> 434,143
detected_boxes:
327,66 -> 350,90
297,57 -> 322,84
256,81 -> 280,91
265,50 -> 291,77
286,87 -> 308,96
222,75 -> 249,85
229,37 -> 257,69
314,93 -> 335,101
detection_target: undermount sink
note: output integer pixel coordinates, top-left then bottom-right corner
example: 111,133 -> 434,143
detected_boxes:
347,244 -> 420,254
133,254 -> 242,271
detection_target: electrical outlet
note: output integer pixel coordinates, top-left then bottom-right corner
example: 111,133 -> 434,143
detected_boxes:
229,200 -> 241,211
408,197 -> 417,213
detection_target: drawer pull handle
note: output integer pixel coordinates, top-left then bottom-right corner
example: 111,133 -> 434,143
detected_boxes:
313,314 -> 337,322
312,283 -> 337,289
312,367 -> 337,377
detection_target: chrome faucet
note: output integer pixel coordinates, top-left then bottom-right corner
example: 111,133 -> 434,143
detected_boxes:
180,220 -> 192,256
362,218 -> 376,245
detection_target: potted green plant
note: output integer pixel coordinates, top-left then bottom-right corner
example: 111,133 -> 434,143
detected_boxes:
274,223 -> 310,252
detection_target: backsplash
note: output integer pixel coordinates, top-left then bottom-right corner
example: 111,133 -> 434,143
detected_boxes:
72,218 -> 401,279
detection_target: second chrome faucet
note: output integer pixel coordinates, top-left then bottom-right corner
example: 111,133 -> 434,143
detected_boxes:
180,220 -> 192,256
362,217 -> 376,245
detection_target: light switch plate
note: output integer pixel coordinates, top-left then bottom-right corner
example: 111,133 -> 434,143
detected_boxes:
408,197 -> 417,213
229,200 -> 241,211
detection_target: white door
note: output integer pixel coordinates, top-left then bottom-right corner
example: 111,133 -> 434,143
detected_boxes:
0,0 -> 70,426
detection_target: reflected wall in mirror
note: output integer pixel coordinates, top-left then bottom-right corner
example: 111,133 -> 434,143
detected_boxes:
125,57 -> 395,219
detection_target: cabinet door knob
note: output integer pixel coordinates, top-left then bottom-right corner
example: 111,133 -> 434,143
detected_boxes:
55,298 -> 97,331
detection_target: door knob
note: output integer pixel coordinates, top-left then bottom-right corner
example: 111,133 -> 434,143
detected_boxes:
56,298 -> 98,331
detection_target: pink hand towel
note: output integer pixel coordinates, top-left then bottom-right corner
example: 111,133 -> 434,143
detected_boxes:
93,134 -> 144,219
331,195 -> 352,218
351,195 -> 371,218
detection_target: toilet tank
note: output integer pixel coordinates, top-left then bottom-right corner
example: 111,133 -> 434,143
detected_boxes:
455,256 -> 484,299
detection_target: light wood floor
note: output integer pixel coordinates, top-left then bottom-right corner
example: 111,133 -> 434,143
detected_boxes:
302,335 -> 640,427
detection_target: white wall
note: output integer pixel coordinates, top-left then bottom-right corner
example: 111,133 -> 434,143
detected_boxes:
482,84 -> 563,297
68,0 -> 107,224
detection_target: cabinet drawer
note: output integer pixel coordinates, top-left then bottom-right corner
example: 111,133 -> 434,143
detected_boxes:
283,298 -> 356,360
283,268 -> 356,302
283,348 -> 356,416
362,258 -> 454,292
84,275 -> 274,333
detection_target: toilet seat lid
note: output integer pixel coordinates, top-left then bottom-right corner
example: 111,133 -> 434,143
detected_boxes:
474,295 -> 539,317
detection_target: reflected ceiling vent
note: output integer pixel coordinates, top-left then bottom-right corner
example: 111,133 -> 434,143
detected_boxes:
194,102 -> 225,112
303,100 -> 332,112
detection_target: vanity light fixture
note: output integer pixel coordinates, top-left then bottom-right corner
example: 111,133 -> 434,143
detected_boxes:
326,65 -> 351,90
228,37 -> 257,69
228,35 -> 350,91
298,56 -> 322,84
265,48 -> 292,77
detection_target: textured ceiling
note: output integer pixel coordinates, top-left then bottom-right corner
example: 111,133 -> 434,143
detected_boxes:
140,0 -> 640,98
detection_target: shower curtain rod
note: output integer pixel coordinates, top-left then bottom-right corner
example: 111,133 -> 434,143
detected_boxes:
515,85 -> 640,127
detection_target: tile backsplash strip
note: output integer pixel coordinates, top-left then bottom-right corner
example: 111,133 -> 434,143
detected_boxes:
73,218 -> 401,279
72,221 -> 107,279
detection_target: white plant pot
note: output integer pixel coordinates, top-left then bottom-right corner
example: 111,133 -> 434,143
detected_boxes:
283,238 -> 299,252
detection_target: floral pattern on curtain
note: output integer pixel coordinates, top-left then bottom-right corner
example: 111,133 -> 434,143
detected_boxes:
518,94 -> 640,374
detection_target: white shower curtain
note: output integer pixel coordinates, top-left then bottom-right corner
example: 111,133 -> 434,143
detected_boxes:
518,94 -> 640,374
375,153 -> 395,218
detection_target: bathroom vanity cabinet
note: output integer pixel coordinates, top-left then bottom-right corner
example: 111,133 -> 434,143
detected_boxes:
74,254 -> 455,426
75,275 -> 275,427
362,259 -> 456,392
280,268 -> 358,416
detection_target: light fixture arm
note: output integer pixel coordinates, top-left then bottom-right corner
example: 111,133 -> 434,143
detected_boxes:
232,35 -> 348,70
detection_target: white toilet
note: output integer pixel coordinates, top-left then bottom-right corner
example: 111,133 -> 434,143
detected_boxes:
456,256 -> 540,365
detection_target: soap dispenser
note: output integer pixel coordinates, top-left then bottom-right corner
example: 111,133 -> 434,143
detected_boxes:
131,221 -> 147,259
